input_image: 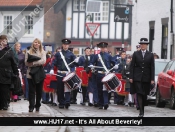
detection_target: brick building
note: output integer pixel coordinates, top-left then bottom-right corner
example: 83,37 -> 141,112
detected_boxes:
42,0 -> 64,52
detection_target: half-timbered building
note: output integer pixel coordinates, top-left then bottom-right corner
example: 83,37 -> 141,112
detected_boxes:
54,0 -> 133,55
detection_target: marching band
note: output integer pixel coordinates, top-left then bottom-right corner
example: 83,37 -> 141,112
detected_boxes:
48,39 -> 124,110
0,36 -> 154,117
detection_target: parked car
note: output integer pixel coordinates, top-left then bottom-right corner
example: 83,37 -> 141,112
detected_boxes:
147,59 -> 169,101
156,59 -> 175,109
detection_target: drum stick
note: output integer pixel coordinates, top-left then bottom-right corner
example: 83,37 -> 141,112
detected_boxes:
68,60 -> 75,66
88,66 -> 104,69
49,74 -> 63,77
108,64 -> 119,73
68,56 -> 81,66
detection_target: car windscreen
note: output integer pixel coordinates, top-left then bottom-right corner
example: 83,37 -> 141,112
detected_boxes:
155,61 -> 168,76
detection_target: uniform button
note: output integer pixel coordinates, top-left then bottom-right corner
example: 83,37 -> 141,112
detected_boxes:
142,71 -> 143,72
142,67 -> 144,68
142,63 -> 144,64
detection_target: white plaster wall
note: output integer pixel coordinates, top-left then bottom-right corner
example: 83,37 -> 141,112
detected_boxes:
72,13 -> 78,38
79,13 -> 85,38
132,0 -> 171,59
65,0 -> 72,38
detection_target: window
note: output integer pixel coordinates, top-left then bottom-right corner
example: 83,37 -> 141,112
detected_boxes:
163,61 -> 173,73
87,1 -> 109,22
4,16 -> 12,34
161,25 -> 168,59
169,61 -> 175,71
73,0 -> 79,11
25,16 -> 33,34
80,0 -> 85,11
111,0 -> 115,10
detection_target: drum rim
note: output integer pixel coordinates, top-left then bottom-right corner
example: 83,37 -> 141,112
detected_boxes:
62,72 -> 75,82
101,73 -> 116,82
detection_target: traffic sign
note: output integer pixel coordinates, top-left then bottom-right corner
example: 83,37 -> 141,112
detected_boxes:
86,23 -> 100,36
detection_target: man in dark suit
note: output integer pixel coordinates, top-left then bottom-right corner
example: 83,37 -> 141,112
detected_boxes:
129,38 -> 155,117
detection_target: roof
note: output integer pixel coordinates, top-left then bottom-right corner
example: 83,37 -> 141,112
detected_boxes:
0,0 -> 42,6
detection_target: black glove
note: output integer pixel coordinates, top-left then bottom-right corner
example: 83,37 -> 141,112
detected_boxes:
150,83 -> 155,91
86,67 -> 91,74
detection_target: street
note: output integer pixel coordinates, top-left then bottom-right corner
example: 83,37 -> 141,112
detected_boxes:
0,94 -> 174,132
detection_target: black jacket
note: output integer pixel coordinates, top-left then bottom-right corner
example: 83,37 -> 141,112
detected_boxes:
0,47 -> 19,84
129,50 -> 155,82
29,66 -> 45,84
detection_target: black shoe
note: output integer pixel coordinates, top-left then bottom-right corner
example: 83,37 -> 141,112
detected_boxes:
80,102 -> 85,106
88,103 -> 93,106
1,107 -> 8,110
104,104 -> 109,110
52,103 -> 57,106
70,100 -> 77,104
36,107 -> 40,112
48,101 -> 53,104
14,99 -> 17,102
7,103 -> 10,108
138,113 -> 144,117
59,105 -> 64,109
94,103 -> 99,107
17,98 -> 21,100
29,108 -> 34,112
42,101 -> 48,104
136,107 -> 140,110
108,102 -> 111,104
99,106 -> 103,109
65,103 -> 70,109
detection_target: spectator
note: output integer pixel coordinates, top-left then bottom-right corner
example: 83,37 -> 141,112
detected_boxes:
154,53 -> 159,59
0,35 -> 19,110
25,38 -> 46,112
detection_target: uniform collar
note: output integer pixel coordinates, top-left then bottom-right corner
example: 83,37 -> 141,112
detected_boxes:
141,50 -> 146,53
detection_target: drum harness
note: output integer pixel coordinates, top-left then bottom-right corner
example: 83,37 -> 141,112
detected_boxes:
60,51 -> 82,92
98,54 -> 122,92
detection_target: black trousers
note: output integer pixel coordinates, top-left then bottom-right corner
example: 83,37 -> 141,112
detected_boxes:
0,83 -> 10,108
28,79 -> 44,109
82,86 -> 87,103
72,89 -> 77,102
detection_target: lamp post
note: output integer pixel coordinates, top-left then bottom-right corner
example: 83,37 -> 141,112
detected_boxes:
86,14 -> 94,48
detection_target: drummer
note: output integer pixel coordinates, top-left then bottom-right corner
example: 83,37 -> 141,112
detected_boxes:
89,42 -> 118,110
76,47 -> 93,106
50,39 -> 76,109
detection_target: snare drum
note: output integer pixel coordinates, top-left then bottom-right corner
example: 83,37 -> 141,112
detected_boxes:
102,73 -> 121,91
62,72 -> 81,90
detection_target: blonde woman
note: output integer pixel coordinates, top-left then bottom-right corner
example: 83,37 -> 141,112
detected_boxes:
25,38 -> 46,112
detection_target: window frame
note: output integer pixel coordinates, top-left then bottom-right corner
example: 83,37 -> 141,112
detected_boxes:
86,1 -> 109,23
3,15 -> 13,34
111,0 -> 115,11
163,61 -> 174,73
73,0 -> 79,11
24,15 -> 34,35
80,0 -> 86,11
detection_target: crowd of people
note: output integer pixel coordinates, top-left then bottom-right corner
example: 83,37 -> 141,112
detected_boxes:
0,35 -> 157,117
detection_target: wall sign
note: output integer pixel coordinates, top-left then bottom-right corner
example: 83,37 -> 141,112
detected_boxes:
114,6 -> 129,22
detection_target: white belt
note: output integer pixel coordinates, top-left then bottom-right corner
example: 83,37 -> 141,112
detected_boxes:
98,71 -> 106,74
57,70 -> 69,74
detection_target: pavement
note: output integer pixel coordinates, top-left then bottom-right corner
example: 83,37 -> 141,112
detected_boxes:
0,99 -> 64,132
0,95 -> 175,132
